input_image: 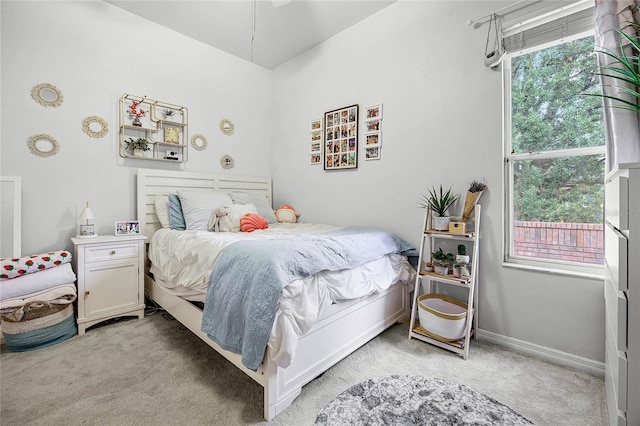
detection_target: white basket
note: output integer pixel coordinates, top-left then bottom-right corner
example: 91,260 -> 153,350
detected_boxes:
417,294 -> 468,342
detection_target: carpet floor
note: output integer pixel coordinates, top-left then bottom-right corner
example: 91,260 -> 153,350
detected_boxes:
1,311 -> 607,425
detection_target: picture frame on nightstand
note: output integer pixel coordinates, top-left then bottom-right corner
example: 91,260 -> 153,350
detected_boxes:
115,221 -> 140,236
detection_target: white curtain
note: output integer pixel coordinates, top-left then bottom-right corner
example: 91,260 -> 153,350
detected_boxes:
594,0 -> 640,172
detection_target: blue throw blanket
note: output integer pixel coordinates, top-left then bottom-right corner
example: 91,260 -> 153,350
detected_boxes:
201,226 -> 415,371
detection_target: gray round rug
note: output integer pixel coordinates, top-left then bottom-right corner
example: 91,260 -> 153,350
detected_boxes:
315,375 -> 533,425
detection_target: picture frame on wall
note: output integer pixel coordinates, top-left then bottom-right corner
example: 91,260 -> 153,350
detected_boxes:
309,117 -> 323,165
365,146 -> 381,160
310,118 -> 322,131
365,132 -> 381,147
115,220 -> 140,236
364,104 -> 382,121
324,104 -> 358,170
365,119 -> 381,133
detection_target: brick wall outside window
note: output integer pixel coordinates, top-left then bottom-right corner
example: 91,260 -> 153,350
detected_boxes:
513,221 -> 604,265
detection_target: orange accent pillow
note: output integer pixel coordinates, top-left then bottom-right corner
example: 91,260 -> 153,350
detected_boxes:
240,213 -> 269,232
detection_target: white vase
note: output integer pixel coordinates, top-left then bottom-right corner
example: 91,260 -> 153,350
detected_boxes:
456,255 -> 470,264
432,215 -> 451,231
133,148 -> 144,157
434,265 -> 449,275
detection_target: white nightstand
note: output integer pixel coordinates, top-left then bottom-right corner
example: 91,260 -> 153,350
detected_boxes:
71,234 -> 147,335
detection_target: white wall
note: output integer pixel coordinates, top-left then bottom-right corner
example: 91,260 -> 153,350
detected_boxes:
0,1 -> 272,255
271,0 -> 604,363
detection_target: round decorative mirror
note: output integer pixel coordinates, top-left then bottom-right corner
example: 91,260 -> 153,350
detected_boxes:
82,116 -> 108,138
191,134 -> 208,151
31,83 -> 64,108
220,154 -> 235,169
27,134 -> 60,157
219,119 -> 234,136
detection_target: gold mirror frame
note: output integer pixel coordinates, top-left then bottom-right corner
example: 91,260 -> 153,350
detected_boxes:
82,116 -> 108,138
27,134 -> 60,157
191,134 -> 207,151
219,118 -> 234,135
220,154 -> 235,169
31,83 -> 64,108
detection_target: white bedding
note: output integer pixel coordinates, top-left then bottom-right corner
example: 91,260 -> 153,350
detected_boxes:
148,223 -> 415,367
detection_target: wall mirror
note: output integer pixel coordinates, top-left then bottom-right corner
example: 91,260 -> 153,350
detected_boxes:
27,134 -> 60,157
31,83 -> 64,107
82,116 -> 108,138
219,119 -> 234,135
191,134 -> 207,151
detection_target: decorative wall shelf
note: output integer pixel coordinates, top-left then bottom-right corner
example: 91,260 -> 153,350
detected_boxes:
119,94 -> 188,163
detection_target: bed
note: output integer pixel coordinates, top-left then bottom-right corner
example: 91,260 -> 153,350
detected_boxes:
137,168 -> 416,420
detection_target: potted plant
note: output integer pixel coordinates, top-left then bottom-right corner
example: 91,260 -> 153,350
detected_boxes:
589,22 -> 640,113
431,247 -> 454,275
127,97 -> 146,126
162,109 -> 176,119
419,185 -> 459,231
124,137 -> 150,157
456,244 -> 470,264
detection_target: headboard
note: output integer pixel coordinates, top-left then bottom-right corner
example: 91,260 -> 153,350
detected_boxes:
136,168 -> 272,240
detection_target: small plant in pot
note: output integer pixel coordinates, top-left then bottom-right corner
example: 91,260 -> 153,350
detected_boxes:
456,244 -> 470,264
419,185 -> 459,231
124,137 -> 150,157
162,109 -> 176,119
431,247 -> 454,275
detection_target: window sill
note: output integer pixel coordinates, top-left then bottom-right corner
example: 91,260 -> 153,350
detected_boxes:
502,261 -> 605,281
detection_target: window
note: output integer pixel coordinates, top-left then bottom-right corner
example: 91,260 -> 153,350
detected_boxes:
504,31 -> 606,276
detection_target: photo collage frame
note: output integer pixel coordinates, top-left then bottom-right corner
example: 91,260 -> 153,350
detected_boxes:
323,105 -> 358,170
364,103 -> 382,160
309,118 -> 322,165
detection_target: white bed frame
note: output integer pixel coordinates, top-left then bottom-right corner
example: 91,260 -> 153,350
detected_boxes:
137,168 -> 409,420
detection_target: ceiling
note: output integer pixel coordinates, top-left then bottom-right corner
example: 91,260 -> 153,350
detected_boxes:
105,0 -> 397,70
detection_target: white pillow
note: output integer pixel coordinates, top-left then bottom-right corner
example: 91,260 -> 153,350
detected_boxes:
209,203 -> 258,232
229,191 -> 277,224
177,190 -> 233,231
154,195 -> 171,228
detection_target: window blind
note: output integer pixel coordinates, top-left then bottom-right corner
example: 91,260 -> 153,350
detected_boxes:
502,2 -> 594,53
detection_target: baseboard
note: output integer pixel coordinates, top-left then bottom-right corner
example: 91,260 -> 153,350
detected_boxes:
478,329 -> 605,376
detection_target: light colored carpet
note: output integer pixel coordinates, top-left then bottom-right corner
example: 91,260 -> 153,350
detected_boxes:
1,311 -> 607,425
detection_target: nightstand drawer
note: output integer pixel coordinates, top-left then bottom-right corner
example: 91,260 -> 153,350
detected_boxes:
85,243 -> 138,262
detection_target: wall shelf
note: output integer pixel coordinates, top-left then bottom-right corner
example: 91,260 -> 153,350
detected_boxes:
119,94 -> 188,163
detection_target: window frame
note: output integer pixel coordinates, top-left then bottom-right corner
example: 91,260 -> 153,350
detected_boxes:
502,29 -> 606,280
